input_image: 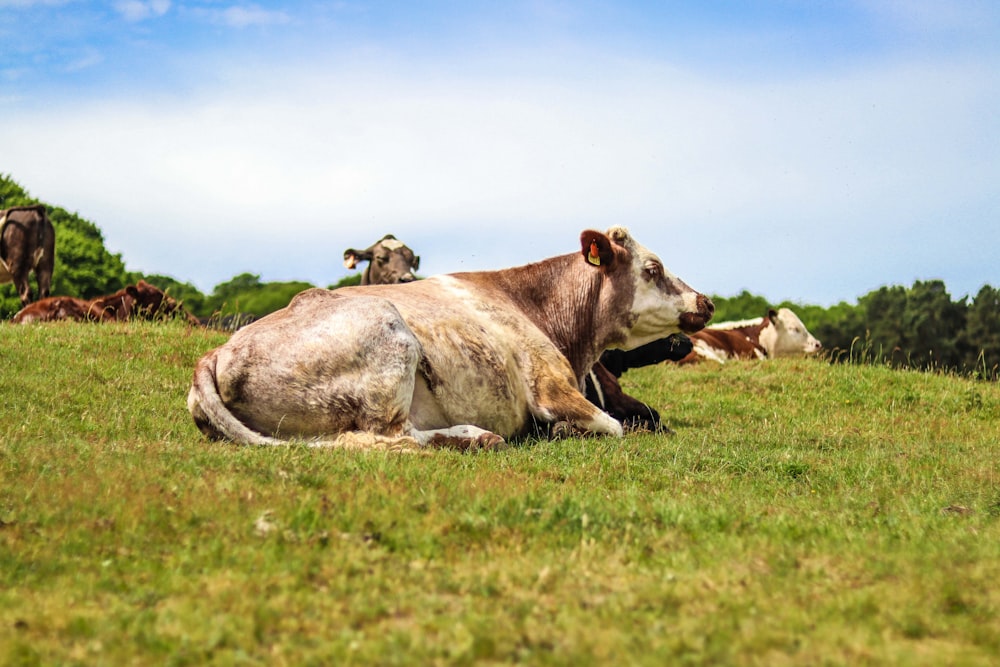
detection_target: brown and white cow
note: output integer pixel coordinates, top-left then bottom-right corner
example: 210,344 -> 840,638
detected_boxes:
12,280 -> 199,325
343,234 -> 420,285
189,227 -> 714,450
1,205 -> 55,306
678,307 -> 821,364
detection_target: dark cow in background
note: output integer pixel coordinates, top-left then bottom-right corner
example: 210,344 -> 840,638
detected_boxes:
189,227 -> 713,450
678,307 -> 822,364
585,334 -> 693,433
12,280 -> 199,325
1,205 -> 55,306
343,234 -> 420,285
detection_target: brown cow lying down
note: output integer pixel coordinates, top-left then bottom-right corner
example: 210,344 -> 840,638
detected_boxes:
189,227 -> 714,451
12,280 -> 199,325
677,307 -> 822,364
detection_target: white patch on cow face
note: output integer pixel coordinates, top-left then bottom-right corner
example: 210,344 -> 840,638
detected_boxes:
617,236 -> 703,350
762,308 -> 823,357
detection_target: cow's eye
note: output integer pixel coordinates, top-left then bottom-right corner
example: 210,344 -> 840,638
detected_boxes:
644,263 -> 661,280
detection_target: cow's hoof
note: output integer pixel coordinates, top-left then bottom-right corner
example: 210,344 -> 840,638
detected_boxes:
474,432 -> 508,451
427,430 -> 507,452
623,418 -> 674,436
549,421 -> 574,440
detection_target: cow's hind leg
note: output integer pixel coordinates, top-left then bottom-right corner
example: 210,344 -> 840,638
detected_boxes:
35,261 -> 53,302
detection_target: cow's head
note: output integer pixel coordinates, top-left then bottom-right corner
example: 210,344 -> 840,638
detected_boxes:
343,234 -> 420,285
762,308 -> 822,357
128,280 -> 200,324
583,227 -> 713,351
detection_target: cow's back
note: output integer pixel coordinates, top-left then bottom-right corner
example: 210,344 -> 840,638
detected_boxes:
678,328 -> 767,363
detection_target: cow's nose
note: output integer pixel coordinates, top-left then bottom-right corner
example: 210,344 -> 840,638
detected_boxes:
679,294 -> 714,333
701,295 -> 715,322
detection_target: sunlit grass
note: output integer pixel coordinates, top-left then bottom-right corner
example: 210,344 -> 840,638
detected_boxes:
2,322 -> 999,665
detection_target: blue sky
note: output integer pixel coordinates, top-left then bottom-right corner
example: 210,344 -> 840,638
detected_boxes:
2,1 -> 998,306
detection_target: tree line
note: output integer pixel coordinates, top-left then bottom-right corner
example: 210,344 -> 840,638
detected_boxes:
3,174 -> 997,378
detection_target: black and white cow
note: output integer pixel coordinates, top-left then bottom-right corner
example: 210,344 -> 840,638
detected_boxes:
189,227 -> 713,450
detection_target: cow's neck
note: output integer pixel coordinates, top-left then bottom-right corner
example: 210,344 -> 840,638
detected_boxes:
475,254 -> 620,380
732,318 -> 771,350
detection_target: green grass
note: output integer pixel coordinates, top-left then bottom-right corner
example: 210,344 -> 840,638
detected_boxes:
2,322 -> 999,666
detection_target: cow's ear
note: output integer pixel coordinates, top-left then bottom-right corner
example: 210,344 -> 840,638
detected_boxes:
126,285 -> 140,297
580,230 -> 614,269
413,256 -> 421,271
767,308 -> 779,324
343,249 -> 371,269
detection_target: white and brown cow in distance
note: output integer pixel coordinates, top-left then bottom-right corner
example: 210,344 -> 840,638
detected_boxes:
1,205 -> 55,306
343,234 -> 420,285
11,280 -> 199,325
678,307 -> 822,364
189,227 -> 714,451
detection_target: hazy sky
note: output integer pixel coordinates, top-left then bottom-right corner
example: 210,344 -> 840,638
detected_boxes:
2,1 -> 998,306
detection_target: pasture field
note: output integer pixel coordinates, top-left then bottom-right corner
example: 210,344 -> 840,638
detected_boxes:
2,322 -> 999,666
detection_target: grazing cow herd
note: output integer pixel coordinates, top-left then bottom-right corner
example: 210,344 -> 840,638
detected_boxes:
3,216 -> 822,449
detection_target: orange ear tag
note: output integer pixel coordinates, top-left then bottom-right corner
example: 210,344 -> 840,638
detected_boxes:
588,240 -> 601,266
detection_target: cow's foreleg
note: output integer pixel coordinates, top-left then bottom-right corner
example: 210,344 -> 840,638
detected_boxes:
532,373 -> 624,437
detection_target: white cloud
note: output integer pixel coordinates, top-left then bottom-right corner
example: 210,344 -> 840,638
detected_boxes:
62,47 -> 104,72
2,47 -> 997,303
114,0 -> 170,22
869,0 -> 999,34
0,0 -> 71,7
190,4 -> 290,29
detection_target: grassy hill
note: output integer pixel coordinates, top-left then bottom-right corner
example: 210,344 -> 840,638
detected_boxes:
2,322 -> 999,665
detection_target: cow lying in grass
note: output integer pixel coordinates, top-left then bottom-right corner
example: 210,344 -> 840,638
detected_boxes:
11,280 -> 199,325
678,307 -> 822,363
188,227 -> 714,451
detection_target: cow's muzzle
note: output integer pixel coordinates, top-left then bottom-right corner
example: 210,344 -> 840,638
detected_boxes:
679,294 -> 714,333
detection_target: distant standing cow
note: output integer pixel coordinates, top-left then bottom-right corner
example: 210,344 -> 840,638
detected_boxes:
1,205 -> 55,306
679,307 -> 822,363
343,234 -> 420,285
